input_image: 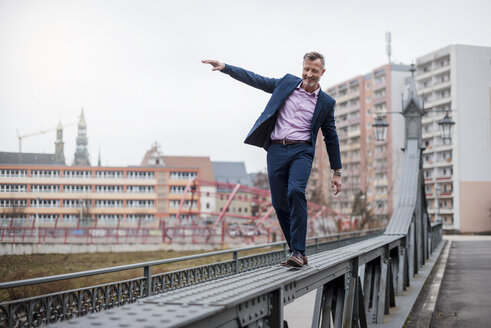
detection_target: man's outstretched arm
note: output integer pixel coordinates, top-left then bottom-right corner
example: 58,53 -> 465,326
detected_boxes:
202,59 -> 279,93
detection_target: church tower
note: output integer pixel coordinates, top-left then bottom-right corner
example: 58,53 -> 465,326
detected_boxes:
73,109 -> 90,166
54,121 -> 65,163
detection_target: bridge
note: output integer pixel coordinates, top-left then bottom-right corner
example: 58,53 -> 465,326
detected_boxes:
1,75 -> 490,328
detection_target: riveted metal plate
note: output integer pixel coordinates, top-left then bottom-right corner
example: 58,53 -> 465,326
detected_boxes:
282,282 -> 296,305
236,294 -> 270,327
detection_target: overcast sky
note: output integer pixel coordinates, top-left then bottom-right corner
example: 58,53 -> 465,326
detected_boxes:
0,0 -> 490,173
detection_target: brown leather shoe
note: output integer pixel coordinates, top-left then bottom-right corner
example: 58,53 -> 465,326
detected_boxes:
286,251 -> 305,268
281,254 -> 307,266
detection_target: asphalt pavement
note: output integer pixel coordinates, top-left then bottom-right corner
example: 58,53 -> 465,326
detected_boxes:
431,236 -> 491,328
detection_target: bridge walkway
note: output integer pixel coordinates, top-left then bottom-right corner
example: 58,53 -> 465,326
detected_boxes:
55,234 -> 402,328
431,236 -> 491,328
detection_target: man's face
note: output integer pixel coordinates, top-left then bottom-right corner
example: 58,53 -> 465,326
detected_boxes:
302,58 -> 325,89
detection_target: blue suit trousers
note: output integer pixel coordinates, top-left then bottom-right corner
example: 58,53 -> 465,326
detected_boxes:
267,143 -> 314,256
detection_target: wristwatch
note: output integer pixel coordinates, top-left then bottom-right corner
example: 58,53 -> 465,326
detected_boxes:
333,169 -> 342,177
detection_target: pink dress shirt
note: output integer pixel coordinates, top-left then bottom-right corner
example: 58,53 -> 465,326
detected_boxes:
270,83 -> 320,141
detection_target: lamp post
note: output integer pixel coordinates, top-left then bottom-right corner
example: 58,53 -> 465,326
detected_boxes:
372,67 -> 455,232
435,183 -> 442,223
373,111 -> 455,144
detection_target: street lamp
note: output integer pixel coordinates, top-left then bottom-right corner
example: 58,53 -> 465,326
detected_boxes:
372,111 -> 455,143
437,111 -> 456,144
372,115 -> 389,142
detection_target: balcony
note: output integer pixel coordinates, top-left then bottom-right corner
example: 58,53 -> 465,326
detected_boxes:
433,143 -> 453,152
340,143 -> 361,151
422,130 -> 440,139
342,157 -> 361,164
430,96 -> 452,108
372,82 -> 386,91
374,165 -> 388,172
348,130 -> 361,138
373,96 -> 386,105
374,179 -> 388,187
435,176 -> 452,181
434,159 -> 453,167
431,64 -> 451,77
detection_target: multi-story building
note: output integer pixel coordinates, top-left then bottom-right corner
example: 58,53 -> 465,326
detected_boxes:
310,64 -> 411,223
0,165 -> 200,228
212,161 -> 253,217
416,44 -> 491,233
140,143 -> 216,222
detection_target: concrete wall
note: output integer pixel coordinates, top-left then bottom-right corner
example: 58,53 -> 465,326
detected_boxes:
459,181 -> 491,233
0,242 -> 223,256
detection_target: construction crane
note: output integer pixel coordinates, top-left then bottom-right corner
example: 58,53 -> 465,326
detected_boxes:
17,122 -> 76,153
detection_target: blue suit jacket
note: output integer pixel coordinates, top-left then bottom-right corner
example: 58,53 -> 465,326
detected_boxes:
222,64 -> 342,170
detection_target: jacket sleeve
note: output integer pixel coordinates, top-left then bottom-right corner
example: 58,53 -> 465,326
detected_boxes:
221,64 -> 280,94
321,99 -> 342,170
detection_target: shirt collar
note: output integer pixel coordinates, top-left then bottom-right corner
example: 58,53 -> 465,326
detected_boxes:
296,82 -> 321,98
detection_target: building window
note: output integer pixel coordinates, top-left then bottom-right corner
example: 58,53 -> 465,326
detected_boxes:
31,199 -> 60,208
169,200 -> 197,209
126,214 -> 154,222
0,199 -> 27,208
0,184 -> 27,192
31,185 -> 60,193
64,170 -> 91,178
30,214 -> 58,223
170,186 -> 187,194
127,171 -> 155,179
169,171 -> 198,180
95,200 -> 123,208
127,200 -> 154,208
95,171 -> 123,179
64,185 -> 91,193
96,214 -> 122,223
31,170 -> 60,178
62,214 -> 78,222
0,170 -> 27,178
127,185 -> 154,193
95,185 -> 123,193
63,200 -> 84,208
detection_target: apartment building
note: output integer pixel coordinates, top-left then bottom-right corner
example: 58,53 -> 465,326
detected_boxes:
416,44 -> 491,233
310,64 -> 411,223
0,165 -> 200,228
212,161 -> 253,217
140,143 -> 216,222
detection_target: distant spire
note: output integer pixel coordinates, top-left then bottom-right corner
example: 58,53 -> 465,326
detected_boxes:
73,108 -> 90,166
98,146 -> 101,167
54,121 -> 65,164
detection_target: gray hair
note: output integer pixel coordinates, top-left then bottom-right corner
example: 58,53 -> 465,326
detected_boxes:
303,51 -> 325,68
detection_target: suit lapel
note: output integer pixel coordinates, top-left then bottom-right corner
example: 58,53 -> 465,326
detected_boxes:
311,92 -> 325,129
283,78 -> 302,100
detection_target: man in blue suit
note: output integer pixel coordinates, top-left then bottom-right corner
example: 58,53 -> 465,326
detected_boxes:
202,52 -> 342,267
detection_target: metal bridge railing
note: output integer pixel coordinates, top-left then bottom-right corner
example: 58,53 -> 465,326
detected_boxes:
0,228 -> 383,327
43,138 -> 445,328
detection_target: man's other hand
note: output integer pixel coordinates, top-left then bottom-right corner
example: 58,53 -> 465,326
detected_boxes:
201,59 -> 225,71
331,174 -> 342,195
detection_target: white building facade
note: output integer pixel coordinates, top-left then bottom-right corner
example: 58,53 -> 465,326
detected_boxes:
416,44 -> 491,233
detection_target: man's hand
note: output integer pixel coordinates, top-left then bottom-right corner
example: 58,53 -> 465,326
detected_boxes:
201,59 -> 225,71
331,174 -> 342,195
